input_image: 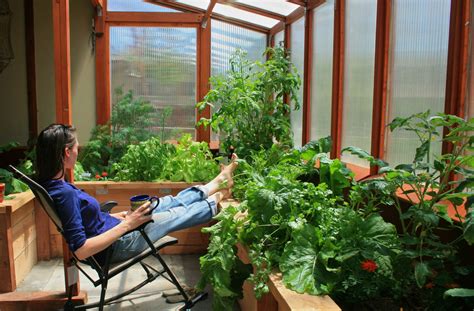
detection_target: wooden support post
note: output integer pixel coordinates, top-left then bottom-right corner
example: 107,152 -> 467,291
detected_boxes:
302,8 -> 313,145
24,0 -> 38,141
52,0 -> 79,296
443,0 -> 471,154
34,200 -> 52,261
196,20 -> 211,143
370,0 -> 391,175
330,0 -> 345,158
94,2 -> 109,125
0,210 -> 15,293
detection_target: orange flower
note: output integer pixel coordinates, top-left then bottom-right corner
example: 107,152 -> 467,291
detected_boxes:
360,259 -> 378,273
95,174 -> 101,180
101,171 -> 108,177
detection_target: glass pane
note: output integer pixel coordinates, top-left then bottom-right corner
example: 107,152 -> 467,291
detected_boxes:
340,0 -> 377,168
108,0 -> 177,12
177,0 -> 280,28
235,0 -> 300,16
310,0 -> 334,141
290,17 -> 305,148
385,0 -> 450,167
110,27 -> 197,140
213,3 -> 280,28
210,20 -> 267,142
274,30 -> 284,47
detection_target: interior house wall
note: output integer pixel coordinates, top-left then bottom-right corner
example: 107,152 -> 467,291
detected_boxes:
0,0 -> 29,146
0,0 -> 96,147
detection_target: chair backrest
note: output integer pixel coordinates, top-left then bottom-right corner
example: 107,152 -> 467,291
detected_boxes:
9,165 -> 64,233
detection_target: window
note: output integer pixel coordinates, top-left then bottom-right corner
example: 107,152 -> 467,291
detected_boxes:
109,27 -> 197,139
274,30 -> 284,47
385,0 -> 450,166
310,0 -> 335,141
290,17 -> 305,148
340,0 -> 377,168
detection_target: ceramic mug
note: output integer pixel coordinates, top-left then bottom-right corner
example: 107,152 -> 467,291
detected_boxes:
130,194 -> 159,212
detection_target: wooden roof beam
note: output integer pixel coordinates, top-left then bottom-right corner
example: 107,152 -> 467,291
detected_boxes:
202,0 -> 217,28
287,0 -> 306,6
147,0 -> 269,33
218,0 -> 286,21
286,6 -> 305,24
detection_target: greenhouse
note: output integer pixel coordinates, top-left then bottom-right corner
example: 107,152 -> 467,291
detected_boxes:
0,0 -> 473,310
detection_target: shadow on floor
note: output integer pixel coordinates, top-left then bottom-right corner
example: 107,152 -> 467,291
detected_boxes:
16,254 -> 238,310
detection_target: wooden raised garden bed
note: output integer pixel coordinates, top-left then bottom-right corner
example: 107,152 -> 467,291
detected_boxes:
0,191 -> 38,292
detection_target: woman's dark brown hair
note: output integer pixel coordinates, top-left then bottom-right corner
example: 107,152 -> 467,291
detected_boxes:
36,124 -> 77,182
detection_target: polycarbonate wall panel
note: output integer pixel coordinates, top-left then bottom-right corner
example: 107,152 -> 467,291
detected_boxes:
340,0 -> 377,168
385,0 -> 450,167
274,30 -> 284,48
290,17 -> 305,148
310,0 -> 334,141
108,0 -> 177,12
210,20 -> 267,142
110,27 -> 197,139
211,20 -> 266,76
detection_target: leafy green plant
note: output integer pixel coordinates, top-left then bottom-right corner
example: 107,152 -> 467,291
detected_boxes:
160,134 -> 220,182
112,137 -> 174,182
197,46 -> 301,159
0,142 -> 30,195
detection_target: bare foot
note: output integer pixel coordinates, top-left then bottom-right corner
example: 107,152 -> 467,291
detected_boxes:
206,154 -> 239,196
218,154 -> 239,189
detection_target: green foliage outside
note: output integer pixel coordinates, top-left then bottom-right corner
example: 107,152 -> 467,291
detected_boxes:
198,112 -> 474,310
78,87 -> 171,179
197,46 -> 301,159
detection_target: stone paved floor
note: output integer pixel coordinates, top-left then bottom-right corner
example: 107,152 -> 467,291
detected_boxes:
16,254 -> 233,310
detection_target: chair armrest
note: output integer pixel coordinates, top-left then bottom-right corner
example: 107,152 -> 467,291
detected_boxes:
100,201 -> 118,213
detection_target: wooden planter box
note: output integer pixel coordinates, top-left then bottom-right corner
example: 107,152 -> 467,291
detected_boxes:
0,191 -> 38,292
236,243 -> 340,311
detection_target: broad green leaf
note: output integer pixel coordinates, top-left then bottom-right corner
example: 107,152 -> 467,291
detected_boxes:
444,288 -> 474,298
414,262 -> 430,288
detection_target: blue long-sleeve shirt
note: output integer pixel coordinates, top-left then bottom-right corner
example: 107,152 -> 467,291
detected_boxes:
43,179 -> 120,253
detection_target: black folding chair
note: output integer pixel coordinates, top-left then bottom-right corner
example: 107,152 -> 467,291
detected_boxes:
9,165 -> 208,310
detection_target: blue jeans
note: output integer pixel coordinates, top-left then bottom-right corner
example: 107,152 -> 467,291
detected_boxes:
110,186 -> 216,263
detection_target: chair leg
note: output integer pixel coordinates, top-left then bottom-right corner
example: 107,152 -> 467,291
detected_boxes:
98,279 -> 108,311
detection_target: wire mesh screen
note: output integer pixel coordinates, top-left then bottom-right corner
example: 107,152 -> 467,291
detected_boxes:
210,19 -> 267,143
340,0 -> 377,168
290,17 -> 305,148
385,0 -> 450,167
310,0 -> 334,141
110,26 -> 197,140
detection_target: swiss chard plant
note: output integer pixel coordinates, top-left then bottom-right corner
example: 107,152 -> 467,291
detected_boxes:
196,46 -> 301,159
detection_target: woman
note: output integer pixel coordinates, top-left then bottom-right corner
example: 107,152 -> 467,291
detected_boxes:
36,124 -> 237,264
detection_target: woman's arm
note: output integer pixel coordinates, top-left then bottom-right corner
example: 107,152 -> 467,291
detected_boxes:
74,202 -> 152,260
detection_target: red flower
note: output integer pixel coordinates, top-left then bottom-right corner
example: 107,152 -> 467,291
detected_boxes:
95,174 -> 101,180
425,282 -> 435,289
360,259 -> 378,272
101,171 -> 108,177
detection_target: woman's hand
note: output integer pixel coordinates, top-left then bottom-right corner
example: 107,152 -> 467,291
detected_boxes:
111,211 -> 128,221
122,202 -> 153,231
